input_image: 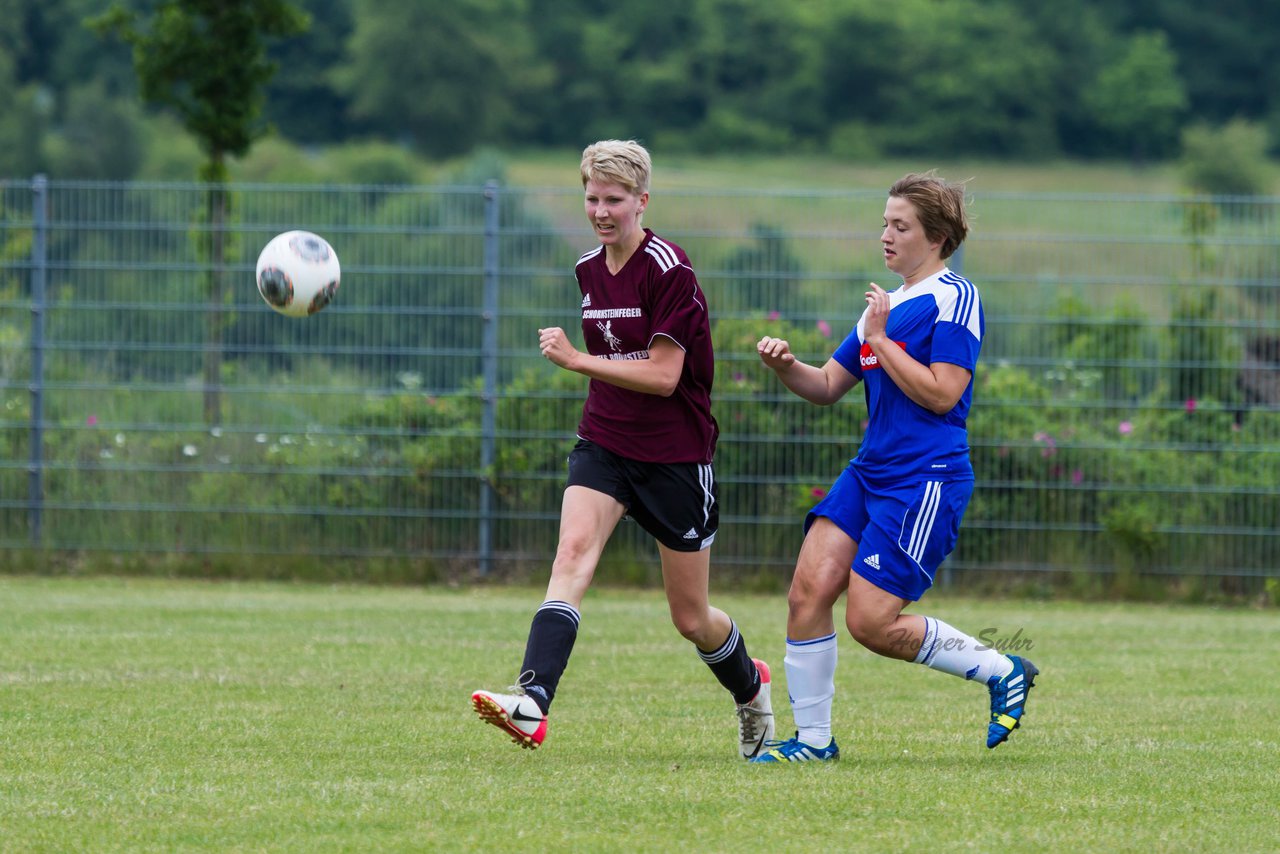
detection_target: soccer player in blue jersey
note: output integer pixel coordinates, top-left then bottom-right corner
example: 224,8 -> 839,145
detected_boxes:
751,172 -> 1037,762
472,140 -> 773,758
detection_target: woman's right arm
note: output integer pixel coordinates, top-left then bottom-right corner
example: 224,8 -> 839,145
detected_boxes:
757,336 -> 860,405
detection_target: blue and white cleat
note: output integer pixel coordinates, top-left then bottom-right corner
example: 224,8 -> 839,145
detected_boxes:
749,732 -> 839,763
987,655 -> 1039,748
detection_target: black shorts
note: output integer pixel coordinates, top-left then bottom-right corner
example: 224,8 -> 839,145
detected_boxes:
566,439 -> 717,552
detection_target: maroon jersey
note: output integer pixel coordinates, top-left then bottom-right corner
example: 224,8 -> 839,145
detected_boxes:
573,229 -> 718,464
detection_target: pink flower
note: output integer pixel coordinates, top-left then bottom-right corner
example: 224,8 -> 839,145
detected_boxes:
1118,421 -> 1133,435
1185,398 -> 1197,413
732,371 -> 744,383
1034,431 -> 1057,458
86,415 -> 98,427
811,487 -> 827,498
1071,469 -> 1083,484
767,311 -> 781,321
817,320 -> 832,338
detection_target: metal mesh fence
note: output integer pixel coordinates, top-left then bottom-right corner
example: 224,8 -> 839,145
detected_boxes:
1,177 -> 1277,581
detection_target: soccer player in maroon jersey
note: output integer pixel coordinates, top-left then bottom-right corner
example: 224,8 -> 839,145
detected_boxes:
472,140 -> 774,758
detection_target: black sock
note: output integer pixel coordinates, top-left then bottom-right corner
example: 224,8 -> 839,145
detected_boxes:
697,621 -> 761,705
518,600 -> 580,714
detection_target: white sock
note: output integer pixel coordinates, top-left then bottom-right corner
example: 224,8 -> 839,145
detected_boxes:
784,633 -> 838,746
914,616 -> 1013,683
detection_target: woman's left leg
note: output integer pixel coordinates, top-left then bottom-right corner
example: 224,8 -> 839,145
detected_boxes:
658,544 -> 727,649
844,572 -> 1036,749
659,544 -> 773,757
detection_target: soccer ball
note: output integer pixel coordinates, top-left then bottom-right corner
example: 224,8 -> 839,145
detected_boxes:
255,230 -> 341,317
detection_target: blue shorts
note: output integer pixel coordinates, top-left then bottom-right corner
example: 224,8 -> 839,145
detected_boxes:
806,463 -> 973,601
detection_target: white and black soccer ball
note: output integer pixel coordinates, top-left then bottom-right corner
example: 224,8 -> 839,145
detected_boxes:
255,230 -> 341,317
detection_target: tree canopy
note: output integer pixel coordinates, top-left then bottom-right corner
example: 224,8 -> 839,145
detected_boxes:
90,0 -> 309,181
1,0 -> 1277,178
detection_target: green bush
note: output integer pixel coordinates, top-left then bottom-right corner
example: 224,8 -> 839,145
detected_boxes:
1180,119 -> 1273,196
5,290 -> 1275,589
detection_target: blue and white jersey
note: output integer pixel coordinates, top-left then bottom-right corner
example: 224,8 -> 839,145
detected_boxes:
831,268 -> 983,484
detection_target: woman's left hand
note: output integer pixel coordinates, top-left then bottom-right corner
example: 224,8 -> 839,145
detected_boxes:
863,282 -> 890,340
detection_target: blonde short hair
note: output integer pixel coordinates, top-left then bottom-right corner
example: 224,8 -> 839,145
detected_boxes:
580,140 -> 652,195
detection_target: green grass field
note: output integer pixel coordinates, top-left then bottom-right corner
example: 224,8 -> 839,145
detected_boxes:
499,148 -> 1200,194
2,576 -> 1276,852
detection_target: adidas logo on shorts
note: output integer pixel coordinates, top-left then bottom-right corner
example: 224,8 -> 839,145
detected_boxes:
683,527 -> 699,539
863,553 -> 881,570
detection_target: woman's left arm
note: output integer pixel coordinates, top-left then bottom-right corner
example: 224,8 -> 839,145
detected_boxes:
867,344 -> 972,414
863,281 -> 971,414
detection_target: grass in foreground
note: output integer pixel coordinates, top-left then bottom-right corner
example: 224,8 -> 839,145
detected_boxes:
1,576 -> 1277,852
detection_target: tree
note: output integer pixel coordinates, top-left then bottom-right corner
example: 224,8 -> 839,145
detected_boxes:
334,0 -> 550,157
816,0 -> 1061,158
46,82 -> 146,179
689,0 -> 820,151
1014,0 -> 1118,158
1113,0 -> 1280,129
14,0 -> 139,97
905,1 -> 1061,157
1083,30 -> 1187,164
90,0 -> 309,424
263,0 -> 353,144
0,52 -> 45,178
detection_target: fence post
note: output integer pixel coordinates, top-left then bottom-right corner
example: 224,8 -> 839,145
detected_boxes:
479,181 -> 501,574
28,175 -> 48,545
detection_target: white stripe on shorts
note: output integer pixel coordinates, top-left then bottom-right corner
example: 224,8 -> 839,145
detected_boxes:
906,481 -> 942,564
698,463 -> 714,526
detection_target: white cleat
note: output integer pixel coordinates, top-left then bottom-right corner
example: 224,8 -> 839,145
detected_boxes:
737,659 -> 775,759
471,689 -> 548,750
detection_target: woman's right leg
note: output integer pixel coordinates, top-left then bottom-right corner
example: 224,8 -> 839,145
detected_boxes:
544,485 -> 626,607
787,517 -> 858,640
519,485 -> 626,709
780,517 -> 858,750
471,486 -> 624,748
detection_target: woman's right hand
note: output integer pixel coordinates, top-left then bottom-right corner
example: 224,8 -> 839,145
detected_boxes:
757,336 -> 796,371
